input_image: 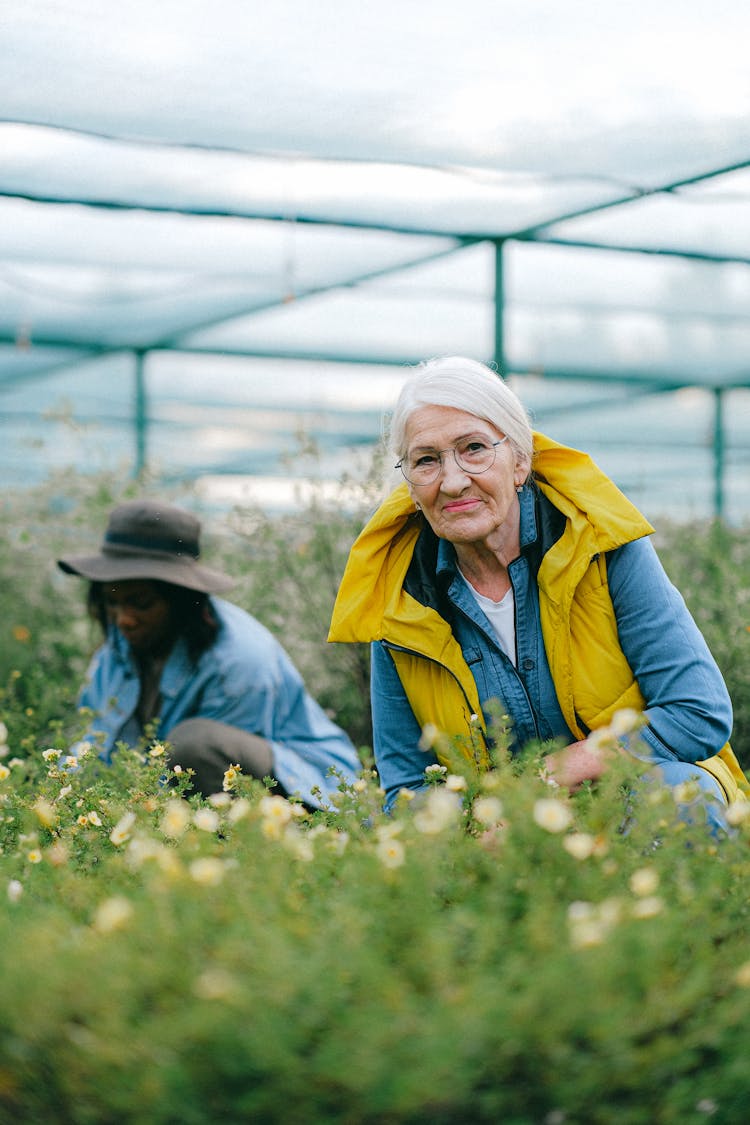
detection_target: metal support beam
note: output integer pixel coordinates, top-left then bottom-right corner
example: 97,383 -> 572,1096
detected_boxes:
493,238 -> 505,375
134,350 -> 148,477
713,387 -> 725,520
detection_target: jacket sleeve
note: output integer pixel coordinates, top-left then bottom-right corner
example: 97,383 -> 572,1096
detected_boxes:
371,641 -> 437,810
606,537 -> 732,763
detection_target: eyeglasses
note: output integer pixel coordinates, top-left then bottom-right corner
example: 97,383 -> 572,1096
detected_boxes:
396,435 -> 509,486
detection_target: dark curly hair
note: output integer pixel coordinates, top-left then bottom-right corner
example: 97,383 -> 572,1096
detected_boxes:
87,580 -> 220,661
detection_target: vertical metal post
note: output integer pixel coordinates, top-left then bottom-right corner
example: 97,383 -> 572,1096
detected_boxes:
134,350 -> 148,477
493,238 -> 505,375
712,387 -> 725,521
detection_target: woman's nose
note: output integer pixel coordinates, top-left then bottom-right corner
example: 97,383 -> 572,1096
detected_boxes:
114,605 -> 138,630
439,452 -> 471,490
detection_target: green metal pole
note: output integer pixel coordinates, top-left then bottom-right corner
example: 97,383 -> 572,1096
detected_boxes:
712,387 -> 725,521
134,350 -> 148,477
493,238 -> 505,375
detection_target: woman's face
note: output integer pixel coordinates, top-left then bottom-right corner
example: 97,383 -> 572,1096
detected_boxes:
402,405 -> 529,548
104,580 -> 175,655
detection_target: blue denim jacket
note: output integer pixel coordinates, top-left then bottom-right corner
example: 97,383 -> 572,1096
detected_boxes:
371,487 -> 732,810
77,597 -> 360,807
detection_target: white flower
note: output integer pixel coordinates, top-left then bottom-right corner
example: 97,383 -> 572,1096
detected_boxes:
725,799 -> 750,826
376,837 -> 406,869
418,723 -> 441,751
0,722 -> 7,743
86,810 -> 103,827
562,832 -> 596,860
93,896 -> 133,933
42,748 -> 61,762
424,764 -> 447,777
258,794 -> 293,826
473,796 -> 504,827
7,879 -> 22,903
445,774 -> 467,792
75,741 -> 92,759
608,708 -> 645,737
161,799 -> 191,838
189,857 -> 226,886
631,895 -> 664,919
194,968 -> 236,1000
64,756 -> 78,770
629,867 -> 660,897
148,742 -> 166,758
533,797 -> 573,834
413,788 -> 462,835
227,797 -> 251,823
109,811 -> 136,846
208,791 -> 232,808
193,807 -> 220,834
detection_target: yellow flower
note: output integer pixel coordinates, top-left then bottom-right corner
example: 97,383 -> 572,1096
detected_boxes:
533,797 -> 573,834
109,811 -> 136,846
93,896 -> 133,933
148,742 -> 166,758
0,764 -> 10,782
222,763 -> 241,792
12,625 -> 31,643
376,837 -> 406,869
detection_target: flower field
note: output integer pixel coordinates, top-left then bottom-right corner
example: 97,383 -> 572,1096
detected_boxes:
1,471 -> 750,1123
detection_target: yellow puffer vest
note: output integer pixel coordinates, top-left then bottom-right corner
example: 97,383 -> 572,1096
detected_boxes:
330,433 -> 748,802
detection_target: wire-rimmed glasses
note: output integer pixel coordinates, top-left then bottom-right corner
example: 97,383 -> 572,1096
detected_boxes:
396,435 -> 508,486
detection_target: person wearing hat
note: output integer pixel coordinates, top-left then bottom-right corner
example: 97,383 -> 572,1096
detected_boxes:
59,499 -> 361,807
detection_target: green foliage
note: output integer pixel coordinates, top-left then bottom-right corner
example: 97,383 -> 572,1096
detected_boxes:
657,521 -> 750,769
0,735 -> 747,1123
1,470 -> 750,1120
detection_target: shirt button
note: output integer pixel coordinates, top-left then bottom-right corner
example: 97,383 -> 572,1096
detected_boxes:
522,658 -> 535,671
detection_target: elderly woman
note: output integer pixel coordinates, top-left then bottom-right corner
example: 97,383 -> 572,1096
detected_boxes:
330,356 -> 747,829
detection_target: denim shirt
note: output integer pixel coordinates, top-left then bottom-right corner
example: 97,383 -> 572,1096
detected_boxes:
77,597 -> 360,807
371,486 -> 732,809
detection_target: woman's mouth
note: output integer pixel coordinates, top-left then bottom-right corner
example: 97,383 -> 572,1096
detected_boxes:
442,498 -> 480,513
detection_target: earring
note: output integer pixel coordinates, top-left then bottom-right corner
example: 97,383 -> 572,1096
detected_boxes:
516,484 -> 523,494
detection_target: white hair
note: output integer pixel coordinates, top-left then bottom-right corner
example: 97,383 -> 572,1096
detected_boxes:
388,356 -> 534,473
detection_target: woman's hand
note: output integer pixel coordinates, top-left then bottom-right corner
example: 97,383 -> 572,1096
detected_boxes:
543,739 -> 620,791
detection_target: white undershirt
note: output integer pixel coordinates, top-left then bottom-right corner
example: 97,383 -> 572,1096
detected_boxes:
458,570 -> 517,666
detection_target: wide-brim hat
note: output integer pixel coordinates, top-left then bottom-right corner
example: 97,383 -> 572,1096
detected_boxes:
57,499 -> 235,595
